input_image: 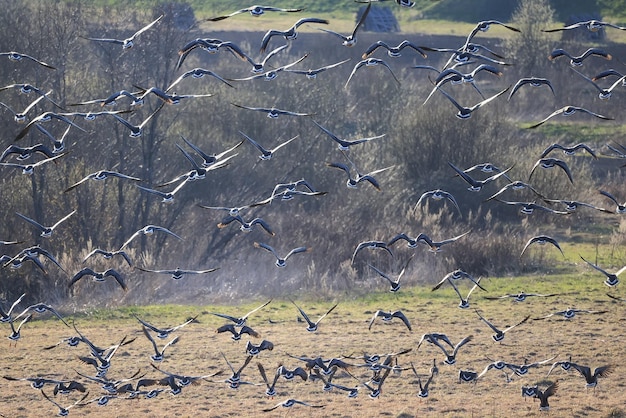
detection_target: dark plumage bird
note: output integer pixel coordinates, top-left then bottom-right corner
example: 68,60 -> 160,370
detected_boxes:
448,161 -> 513,192
463,20 -> 521,49
69,268 -> 127,291
548,47 -> 612,66
368,310 -> 412,331
543,19 -> 626,32
368,255 -> 413,292
0,292 -> 25,323
119,225 -> 182,251
317,2 -> 370,47
520,235 -> 565,258
210,300 -> 272,327
0,143 -> 55,163
141,326 -> 179,362
257,363 -> 280,397
362,40 -> 427,59
528,106 -> 613,129
85,15 -> 163,49
0,51 -> 55,69
64,170 -> 141,193
262,399 -> 324,412
312,119 -> 385,151
534,381 -> 558,411
428,335 -> 473,365
254,242 -> 307,267
528,158 -> 574,184
14,303 -> 69,327
292,300 -> 338,332
415,189 -> 461,215
40,390 -> 89,417
133,314 -> 198,339
345,58 -> 400,88
239,131 -> 300,160
569,67 -> 626,100
432,84 -> 510,119
206,5 -> 304,21
245,339 -> 274,356
135,266 -> 219,280
82,248 -> 133,267
540,142 -> 597,159
508,77 -> 555,101
231,102 -> 315,119
474,310 -> 530,342
599,190 -> 626,213
260,17 -> 329,53
351,240 -> 393,264
580,255 -> 625,287
216,324 -> 260,341
570,363 -> 613,388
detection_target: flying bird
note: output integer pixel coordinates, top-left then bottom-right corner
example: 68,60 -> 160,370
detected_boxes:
69,268 -> 127,291
414,189 -> 461,215
15,210 -> 76,238
548,47 -> 612,65
239,131 -> 300,160
230,102 -> 314,119
312,119 -> 385,151
520,235 -> 565,258
362,40 -> 427,59
0,51 -> 55,69
580,255 -> 625,287
85,15 -> 163,49
64,170 -> 140,193
368,310 -> 412,331
474,310 -> 530,342
345,58 -> 400,88
210,300 -> 272,327
133,314 -> 198,339
317,2 -> 371,47
599,190 -> 626,213
528,157 -> 574,184
254,242 -> 307,267
260,17 -> 329,53
508,77 -> 555,101
119,225 -> 182,251
206,5 -> 304,21
291,300 -> 338,332
432,84 -> 510,119
135,266 -> 219,280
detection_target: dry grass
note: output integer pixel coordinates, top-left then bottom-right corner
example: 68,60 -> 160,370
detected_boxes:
2,281 -> 625,418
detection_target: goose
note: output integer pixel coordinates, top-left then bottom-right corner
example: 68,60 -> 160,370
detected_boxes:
82,248 -> 133,267
14,303 -> 69,327
422,64 -> 503,104
449,162 -> 513,192
528,105 -> 613,129
569,66 -> 626,99
0,143 -> 55,163
210,300 -> 271,327
520,235 -> 565,258
483,181 -> 547,202
65,170 -> 140,193
150,363 -> 222,390
345,58 -> 400,88
458,370 -> 478,383
416,333 -> 455,351
529,157 -> 574,184
570,363 -> 613,388
259,17 -> 329,53
69,268 -> 127,291
547,355 -> 575,376
409,363 -> 435,398
548,47 -> 612,65
262,399 -> 324,412
257,363 -> 280,397
15,210 -> 75,238
40,390 -> 89,417
220,352 -> 254,389
534,308 -> 607,320
206,5 -> 304,21
216,324 -> 260,341
119,225 -> 182,251
414,189 -> 461,215
135,266 -> 219,280
180,135 -> 243,168
67,89 -> 143,107
362,40 -> 427,59
463,20 -> 521,49
542,197 -> 612,214
506,355 -> 557,376
449,277 -> 482,309
351,240 -> 393,264
285,58 -> 350,79
230,102 -> 315,119
228,53 -> 309,81
254,242 -> 307,267
277,364 -> 308,381
0,93 -> 50,123
317,2 -> 370,47
432,84 -> 510,119
110,103 -> 164,138
0,292 -> 25,323
474,310 -> 530,342
367,255 -> 413,292
599,190 -> 626,213
417,231 -> 471,253
368,310 -> 412,331
133,314 -> 198,339
3,375 -> 69,390
291,300 -> 338,332
493,199 -> 571,215
508,77 -> 555,101
245,339 -> 274,356
0,51 -> 55,69
580,255 -> 625,287
428,335 -> 473,365
235,44 -> 289,74
165,68 -> 234,92
477,359 -> 517,380
544,19 -> 626,32
540,142 -> 597,159
484,291 -> 559,302
74,368 -> 145,394
141,326 -> 179,362
312,119 -> 385,151
534,381 -> 558,411
239,131 -> 300,160
327,161 -> 394,192
432,269 -> 486,292
175,39 -> 249,70
84,15 -> 163,49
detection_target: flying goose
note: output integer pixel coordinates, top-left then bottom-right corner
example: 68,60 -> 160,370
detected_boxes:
291,300 -> 338,332
84,15 -> 163,49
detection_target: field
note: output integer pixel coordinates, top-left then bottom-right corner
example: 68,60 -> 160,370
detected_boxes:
2,271 -> 625,418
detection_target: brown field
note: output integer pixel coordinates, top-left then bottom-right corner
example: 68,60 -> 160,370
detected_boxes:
2,281 -> 625,418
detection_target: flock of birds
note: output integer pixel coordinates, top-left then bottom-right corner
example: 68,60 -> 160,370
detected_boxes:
1,1 -> 626,416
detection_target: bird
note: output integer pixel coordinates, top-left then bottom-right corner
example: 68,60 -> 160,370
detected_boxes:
534,308 -> 607,320
410,363 -> 435,398
254,242 -> 308,268
312,119 -> 385,151
165,68 -> 234,92
548,47 -> 612,65
367,255 -> 413,292
326,151 -> 394,192
69,268 -> 127,291
432,84 -> 510,119
484,291 -> 559,302
150,363 -> 221,391
534,381 -> 558,411
599,190 -> 626,213
64,170 -> 141,193
570,364 -> 613,388
67,89 -> 143,107
456,162 -> 513,181
506,355 -> 558,376
416,231 -> 471,253
239,131 -> 300,160
351,240 -> 393,264
0,152 -> 68,175
362,40 -> 427,59
133,314 -> 198,339
483,181 -> 547,202
217,215 -> 274,235
0,293 -> 25,323
528,157 -> 574,184
569,67 -> 626,100
0,51 -> 55,69
180,135 -> 243,168
580,255 -> 625,287
345,58 -> 400,88
368,310 -> 412,331
540,142 -> 597,159
520,235 -> 565,258
422,64 -> 503,105
206,5 -> 304,21
140,326 -> 179,362
448,162 -> 513,192
7,313 -> 33,343
432,269 -> 487,292
458,370 -> 478,383
84,14 -> 163,49
547,355 -> 576,376
291,300 -> 338,332
230,102 -> 315,119
529,105 -> 614,128
427,335 -> 473,365
260,17 -> 329,53
110,103 -> 164,137
245,339 -> 274,356
449,277 -> 483,309
543,19 -> 626,32
14,303 -> 69,327
476,358 -> 517,380
0,143 -> 55,163
317,2 -> 371,47
155,145 -> 234,187
463,20 -> 521,49
210,300 -> 272,327
135,266 -> 219,280
493,199 -> 571,215
216,324 -> 260,341
508,77 -> 555,101
15,210 -> 75,238
257,363 -> 280,397
414,189 -> 461,215
227,53 -> 309,82
278,364 -> 309,381
220,352 -> 254,389
416,333 -> 455,351
119,225 -> 182,251
474,310 -> 530,342
233,44 -> 290,74
285,58 -> 351,79
81,248 -> 133,267
0,93 -> 50,123
14,111 -> 85,141
40,390 -> 89,417
262,399 -> 324,412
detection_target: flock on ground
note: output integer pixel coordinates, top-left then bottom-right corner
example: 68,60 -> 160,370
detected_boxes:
1,1 -> 626,415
